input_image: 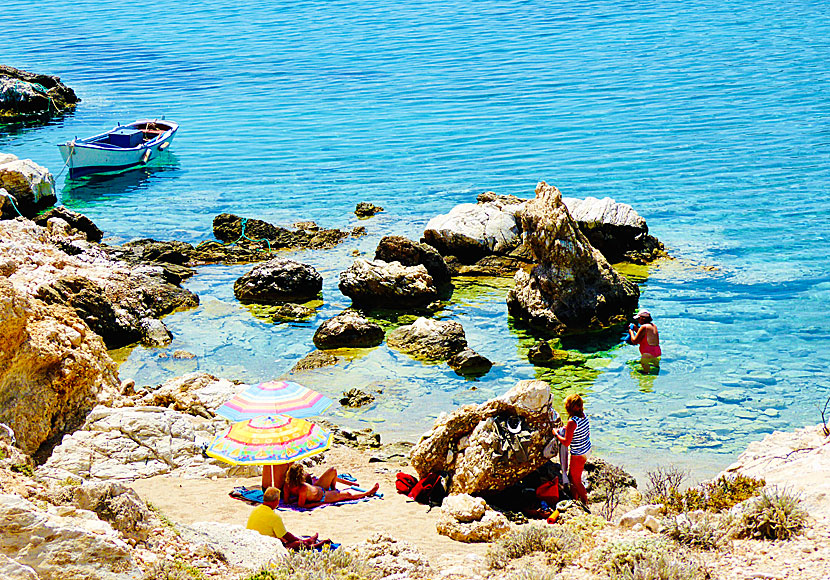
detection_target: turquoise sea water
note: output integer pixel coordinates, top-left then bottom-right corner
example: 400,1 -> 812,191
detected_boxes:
3,0 -> 830,480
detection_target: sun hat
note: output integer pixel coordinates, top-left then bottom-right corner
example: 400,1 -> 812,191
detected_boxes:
635,310 -> 652,321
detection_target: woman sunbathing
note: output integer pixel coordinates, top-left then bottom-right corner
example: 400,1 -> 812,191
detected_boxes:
284,463 -> 379,508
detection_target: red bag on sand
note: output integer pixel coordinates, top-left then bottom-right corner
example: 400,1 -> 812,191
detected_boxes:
535,480 -> 559,503
408,472 -> 441,503
396,472 -> 418,495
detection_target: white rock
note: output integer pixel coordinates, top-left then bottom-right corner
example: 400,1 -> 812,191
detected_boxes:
440,494 -> 486,523
183,522 -> 287,569
436,509 -> 511,542
0,554 -> 38,580
424,202 -> 522,254
643,515 -> 660,532
619,504 -> 662,528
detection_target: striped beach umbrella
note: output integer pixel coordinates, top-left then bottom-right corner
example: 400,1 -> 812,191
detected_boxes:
206,414 -> 332,465
216,380 -> 333,421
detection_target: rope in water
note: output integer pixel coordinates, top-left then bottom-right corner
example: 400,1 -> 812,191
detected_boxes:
54,142 -> 74,179
232,218 -> 272,251
0,190 -> 24,217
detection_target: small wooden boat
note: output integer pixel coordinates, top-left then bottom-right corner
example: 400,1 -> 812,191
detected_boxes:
57,119 -> 178,178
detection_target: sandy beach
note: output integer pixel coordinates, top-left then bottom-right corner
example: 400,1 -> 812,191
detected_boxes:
129,446 -> 490,565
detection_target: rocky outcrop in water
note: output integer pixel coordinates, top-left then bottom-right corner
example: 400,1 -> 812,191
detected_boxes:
423,194 -> 524,264
0,65 -> 79,122
0,154 -> 56,219
375,235 -> 452,286
447,348 -> 493,377
506,182 -> 640,334
213,213 -> 349,250
563,196 -> 665,263
233,257 -> 323,304
339,259 -> 438,308
423,189 -> 665,273
355,202 -> 383,217
34,207 -> 103,242
410,380 -> 557,494
387,317 -> 468,360
313,310 -> 385,349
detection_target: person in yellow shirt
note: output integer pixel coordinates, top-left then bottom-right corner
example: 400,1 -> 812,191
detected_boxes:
246,487 -> 329,550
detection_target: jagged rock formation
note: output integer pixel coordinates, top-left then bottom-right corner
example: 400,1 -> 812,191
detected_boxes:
0,65 -> 79,122
339,259 -> 438,308
506,182 -> 640,334
233,257 -> 323,303
410,380 -> 557,494
0,153 -> 56,219
213,213 -> 349,250
0,277 -> 119,456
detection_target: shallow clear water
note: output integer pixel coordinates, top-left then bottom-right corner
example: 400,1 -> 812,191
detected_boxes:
4,0 -> 830,480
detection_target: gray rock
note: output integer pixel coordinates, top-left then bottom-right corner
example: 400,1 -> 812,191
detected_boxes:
313,310 -> 384,349
234,257 -> 323,304
339,259 -> 438,308
180,521 -> 287,569
0,65 -> 79,123
0,154 -> 56,219
423,200 -> 523,263
447,348 -> 492,377
387,317 -> 467,361
375,235 -> 451,285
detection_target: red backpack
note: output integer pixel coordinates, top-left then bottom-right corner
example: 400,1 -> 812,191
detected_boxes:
396,472 -> 418,495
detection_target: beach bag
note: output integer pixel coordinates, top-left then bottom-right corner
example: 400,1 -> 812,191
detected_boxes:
408,472 -> 441,504
535,480 -> 559,503
395,472 -> 418,496
426,472 -> 450,508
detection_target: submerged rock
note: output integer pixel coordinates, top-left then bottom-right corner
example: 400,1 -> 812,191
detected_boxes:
0,154 -> 56,219
339,259 -> 438,308
355,202 -> 384,217
506,181 -> 640,334
410,380 -> 557,495
375,235 -> 452,286
0,65 -> 80,122
447,348 -> 493,377
313,310 -> 384,349
340,388 -> 375,408
233,257 -> 323,304
273,302 -> 316,321
213,213 -> 348,250
290,349 -> 341,371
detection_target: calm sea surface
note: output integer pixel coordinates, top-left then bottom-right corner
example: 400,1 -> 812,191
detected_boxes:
3,0 -> 830,480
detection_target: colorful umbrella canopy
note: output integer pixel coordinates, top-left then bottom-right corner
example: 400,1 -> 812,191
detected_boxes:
206,414 -> 332,465
216,380 -> 333,422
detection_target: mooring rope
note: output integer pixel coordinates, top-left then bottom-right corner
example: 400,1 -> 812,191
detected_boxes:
232,218 -> 272,252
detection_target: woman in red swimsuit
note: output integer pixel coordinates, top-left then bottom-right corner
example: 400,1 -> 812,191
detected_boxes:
628,310 -> 661,373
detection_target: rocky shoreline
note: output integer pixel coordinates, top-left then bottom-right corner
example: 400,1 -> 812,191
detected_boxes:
0,139 -> 827,578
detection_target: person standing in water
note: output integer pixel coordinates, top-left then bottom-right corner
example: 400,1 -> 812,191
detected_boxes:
552,394 -> 591,508
628,309 -> 661,373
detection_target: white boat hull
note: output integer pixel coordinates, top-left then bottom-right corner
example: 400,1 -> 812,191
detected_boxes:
57,119 -> 178,178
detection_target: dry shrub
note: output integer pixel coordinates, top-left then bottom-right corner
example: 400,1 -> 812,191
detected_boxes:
597,538 -> 707,580
661,514 -> 726,550
246,548 -> 380,580
486,524 -> 582,570
734,487 -> 807,541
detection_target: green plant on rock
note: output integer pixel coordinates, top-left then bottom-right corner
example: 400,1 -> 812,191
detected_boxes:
9,463 -> 33,477
597,538 -> 707,580
653,473 -> 765,515
661,514 -> 726,550
486,524 -> 583,570
143,558 -> 205,580
246,548 -> 380,580
734,487 -> 807,541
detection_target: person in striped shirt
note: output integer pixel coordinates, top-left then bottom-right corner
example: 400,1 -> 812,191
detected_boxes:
553,393 -> 592,507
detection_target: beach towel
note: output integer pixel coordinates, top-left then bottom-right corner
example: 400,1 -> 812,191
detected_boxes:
278,487 -> 384,512
228,473 -> 359,506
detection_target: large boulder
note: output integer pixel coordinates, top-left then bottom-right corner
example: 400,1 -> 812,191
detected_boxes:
37,406 -> 258,483
410,380 -> 557,494
233,257 -> 323,304
0,65 -> 79,123
313,310 -> 385,349
33,207 -> 103,243
386,317 -> 468,360
0,154 -> 55,219
0,493 -> 138,580
0,278 -> 119,456
339,259 -> 438,308
49,481 -> 153,541
436,495 -> 511,542
562,196 -> 665,263
506,182 -> 640,334
422,197 -> 524,263
180,522 -> 288,569
375,235 -> 452,286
